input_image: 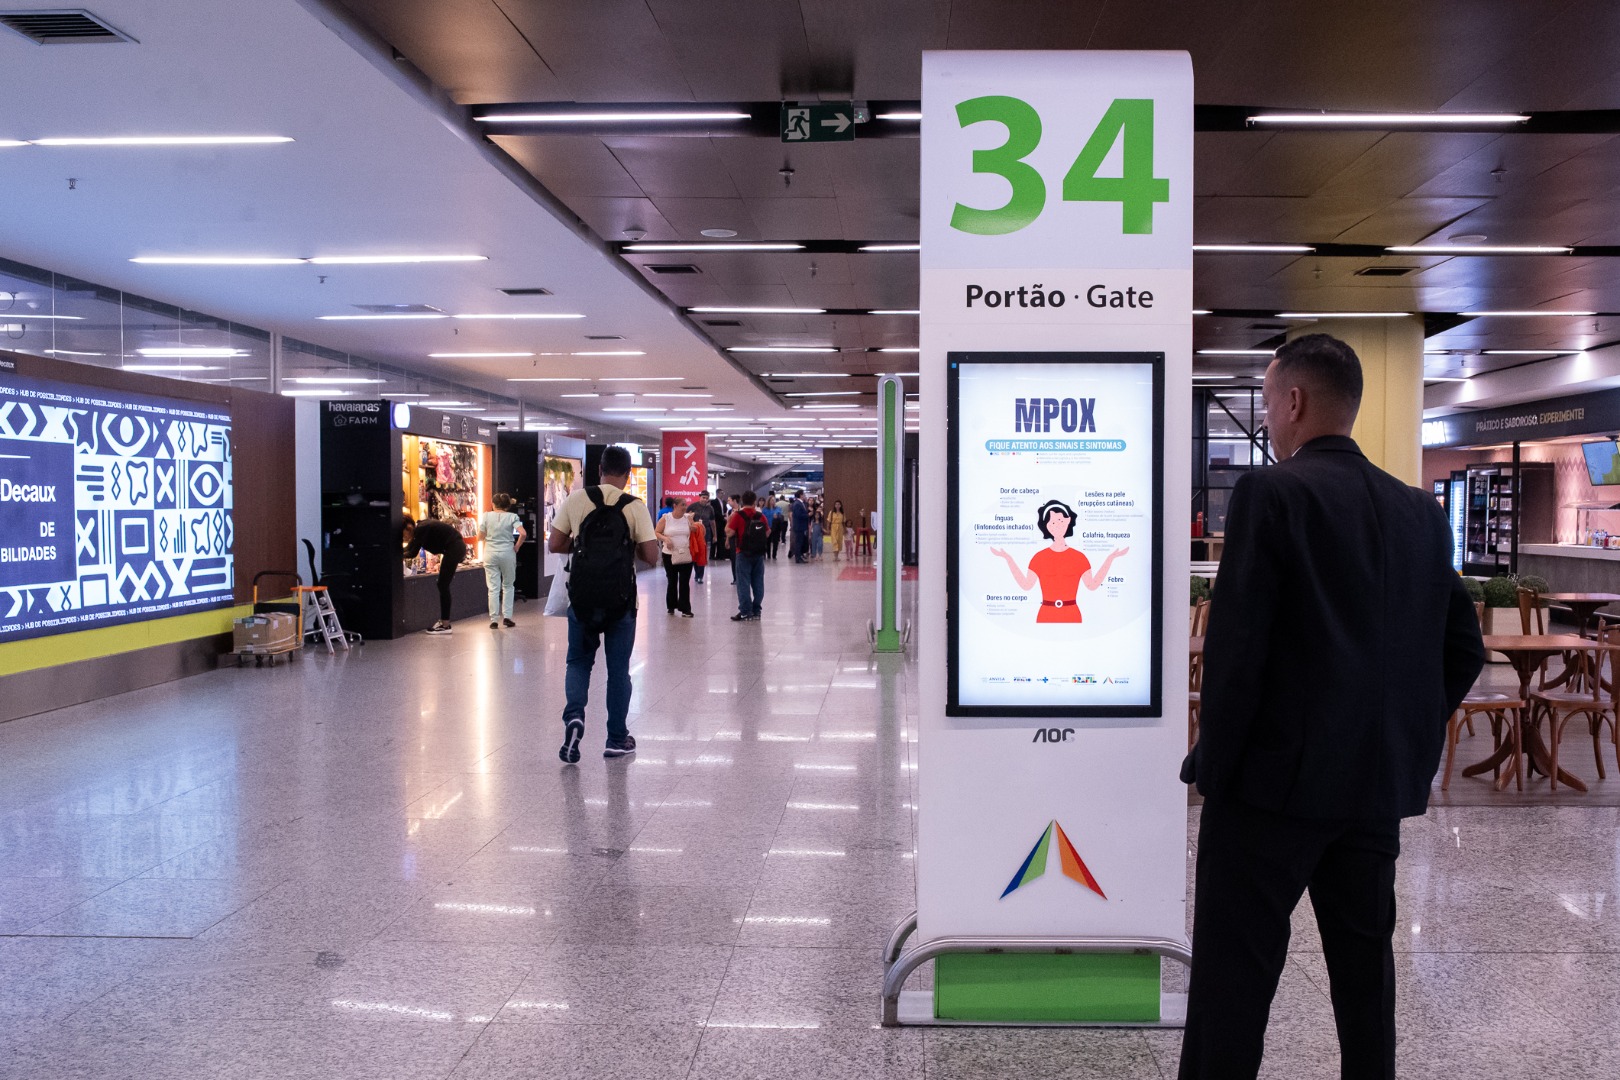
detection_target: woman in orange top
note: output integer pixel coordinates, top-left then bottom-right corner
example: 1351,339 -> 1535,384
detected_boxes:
990,499 -> 1128,624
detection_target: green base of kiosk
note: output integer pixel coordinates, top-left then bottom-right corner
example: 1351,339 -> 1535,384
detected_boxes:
934,953 -> 1161,1023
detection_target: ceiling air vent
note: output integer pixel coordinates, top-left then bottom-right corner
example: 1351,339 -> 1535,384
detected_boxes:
584,334 -> 623,340
353,303 -> 443,314
1354,266 -> 1418,277
0,9 -> 135,44
499,287 -> 551,296
646,264 -> 701,275
703,319 -> 742,327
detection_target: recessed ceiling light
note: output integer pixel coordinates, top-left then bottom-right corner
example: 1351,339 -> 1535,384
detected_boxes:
858,244 -> 920,252
284,377 -> 386,385
1193,244 -> 1315,253
625,242 -> 803,252
1197,349 -> 1275,356
1459,310 -> 1596,317
30,135 -> 295,146
1275,312 -> 1410,319
136,347 -> 247,358
121,364 -> 223,372
1386,244 -> 1571,255
728,346 -> 839,353
474,111 -> 751,123
319,313 -> 448,321
428,351 -> 534,358
1247,113 -> 1528,126
454,313 -> 586,320
701,228 -> 739,238
690,306 -> 827,315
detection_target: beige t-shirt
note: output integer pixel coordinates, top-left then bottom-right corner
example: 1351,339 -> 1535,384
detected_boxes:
551,484 -> 656,545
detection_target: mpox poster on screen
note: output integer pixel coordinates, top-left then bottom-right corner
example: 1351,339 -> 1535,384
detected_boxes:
0,373 -> 234,643
948,352 -> 1161,716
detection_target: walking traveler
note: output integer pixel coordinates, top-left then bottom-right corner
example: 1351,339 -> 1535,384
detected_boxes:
402,515 -> 467,634
728,490 -> 769,621
790,492 -> 811,564
809,504 -> 824,560
546,446 -> 660,763
655,496 -> 696,617
765,496 -> 786,560
689,491 -> 716,583
477,492 -> 526,628
1177,334 -> 1485,1080
827,501 -> 846,560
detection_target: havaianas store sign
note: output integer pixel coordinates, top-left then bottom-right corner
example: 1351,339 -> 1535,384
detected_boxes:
1424,386 -> 1620,449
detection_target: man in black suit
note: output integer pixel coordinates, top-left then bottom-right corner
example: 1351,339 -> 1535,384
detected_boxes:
1177,333 -> 1485,1080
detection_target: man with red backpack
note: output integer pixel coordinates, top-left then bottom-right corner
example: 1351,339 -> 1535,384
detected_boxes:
726,490 -> 770,622
547,446 -> 659,762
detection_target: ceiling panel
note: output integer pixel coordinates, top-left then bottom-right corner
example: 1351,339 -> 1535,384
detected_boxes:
1331,197 -> 1492,246
605,137 -> 742,199
333,0 -> 566,101
501,0 -> 694,101
491,135 -> 644,198
646,0 -> 817,99
798,0 -> 952,99
744,197 -> 845,239
646,197 -> 761,238
562,197 -> 679,243
1408,134 -> 1615,199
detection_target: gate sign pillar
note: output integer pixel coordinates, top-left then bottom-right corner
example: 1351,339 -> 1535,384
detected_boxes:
890,50 -> 1193,1026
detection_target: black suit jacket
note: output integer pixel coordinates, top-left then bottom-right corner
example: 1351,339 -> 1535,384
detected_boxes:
1183,435 -> 1485,820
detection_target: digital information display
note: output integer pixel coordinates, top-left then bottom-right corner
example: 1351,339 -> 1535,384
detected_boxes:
0,373 -> 234,643
947,352 -> 1163,717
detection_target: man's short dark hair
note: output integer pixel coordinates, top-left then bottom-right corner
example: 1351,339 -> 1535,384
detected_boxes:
600,445 -> 632,476
1273,333 -> 1363,412
741,490 -> 757,506
1035,499 -> 1077,539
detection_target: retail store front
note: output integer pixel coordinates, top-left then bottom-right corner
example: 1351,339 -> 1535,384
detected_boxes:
1424,386 -> 1620,596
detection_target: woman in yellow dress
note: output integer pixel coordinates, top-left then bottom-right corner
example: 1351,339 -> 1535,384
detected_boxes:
826,500 -> 847,560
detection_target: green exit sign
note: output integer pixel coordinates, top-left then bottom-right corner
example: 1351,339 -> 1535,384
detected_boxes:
781,103 -> 856,142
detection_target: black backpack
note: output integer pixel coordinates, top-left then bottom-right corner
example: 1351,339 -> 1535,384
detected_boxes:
566,487 -> 638,631
739,509 -> 770,556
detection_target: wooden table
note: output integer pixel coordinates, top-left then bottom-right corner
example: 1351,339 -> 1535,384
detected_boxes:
1466,635 -> 1612,792
1541,593 -> 1620,638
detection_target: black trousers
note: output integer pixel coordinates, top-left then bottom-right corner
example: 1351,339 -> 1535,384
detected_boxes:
435,550 -> 464,620
1179,798 -> 1400,1080
662,553 -> 693,614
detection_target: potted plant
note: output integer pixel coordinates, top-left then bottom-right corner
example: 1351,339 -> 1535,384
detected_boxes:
1479,575 -> 1518,636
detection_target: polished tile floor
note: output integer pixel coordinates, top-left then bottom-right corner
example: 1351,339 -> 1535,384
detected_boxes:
3,559 -> 1619,1078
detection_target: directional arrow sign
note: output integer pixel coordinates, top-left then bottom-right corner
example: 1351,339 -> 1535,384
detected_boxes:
780,102 -> 856,143
675,438 -> 697,460
661,431 -> 707,500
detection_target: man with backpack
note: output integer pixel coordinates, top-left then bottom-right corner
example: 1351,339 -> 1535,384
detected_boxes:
727,490 -> 770,622
546,446 -> 659,762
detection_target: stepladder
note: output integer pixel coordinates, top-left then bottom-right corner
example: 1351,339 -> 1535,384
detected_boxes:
295,586 -> 356,654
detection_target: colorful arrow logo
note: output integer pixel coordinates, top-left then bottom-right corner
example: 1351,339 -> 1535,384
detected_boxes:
1001,820 -> 1107,900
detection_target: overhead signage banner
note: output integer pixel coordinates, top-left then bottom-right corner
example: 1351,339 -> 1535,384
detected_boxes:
660,431 -> 707,502
948,352 -> 1163,716
1423,385 -> 1620,449
913,50 -> 1192,1017
0,372 -> 235,643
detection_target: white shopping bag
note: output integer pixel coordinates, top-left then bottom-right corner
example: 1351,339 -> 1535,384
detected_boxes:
544,563 -> 571,617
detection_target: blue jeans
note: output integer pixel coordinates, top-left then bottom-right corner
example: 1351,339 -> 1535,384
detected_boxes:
734,552 -> 765,616
563,607 -> 636,741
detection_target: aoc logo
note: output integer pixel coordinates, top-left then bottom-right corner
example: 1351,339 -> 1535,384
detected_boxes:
1014,398 -> 1096,434
1001,820 -> 1106,900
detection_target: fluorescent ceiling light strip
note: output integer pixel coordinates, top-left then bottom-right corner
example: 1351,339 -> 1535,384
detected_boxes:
1424,376 -> 1471,382
859,244 -> 920,252
1193,244 -> 1315,253
690,306 -> 826,314
728,346 -> 838,353
784,391 -> 862,397
762,372 -> 851,378
868,309 -> 921,315
507,377 -> 586,382
308,255 -> 485,264
1459,310 -> 1595,317
122,364 -> 221,372
876,111 -> 923,120
1275,312 -> 1409,319
572,350 -> 645,356
0,140 -> 28,148
599,377 -> 684,382
0,314 -> 81,320
132,256 -> 306,266
280,389 -> 351,396
878,347 -> 920,353
641,393 -> 711,398
797,404 -> 862,409
1191,375 -> 1236,380
1248,113 -> 1527,126
30,135 -> 295,146
1192,309 -> 1213,315
136,347 -> 245,357
285,377 -> 385,385
319,313 -> 447,321
1386,244 -> 1571,255
381,392 -> 430,397
429,352 -> 533,358
421,401 -> 471,407
624,242 -> 802,252
1197,349 -> 1275,356
475,111 -> 750,123
1482,349 -> 1580,355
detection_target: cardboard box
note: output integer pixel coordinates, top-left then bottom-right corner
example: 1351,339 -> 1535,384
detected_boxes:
234,612 -> 298,652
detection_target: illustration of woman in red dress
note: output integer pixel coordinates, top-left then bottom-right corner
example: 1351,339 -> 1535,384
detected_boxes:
989,499 -> 1128,624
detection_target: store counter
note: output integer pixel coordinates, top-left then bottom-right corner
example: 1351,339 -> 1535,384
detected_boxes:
402,561 -> 490,631
1519,544 -> 1620,593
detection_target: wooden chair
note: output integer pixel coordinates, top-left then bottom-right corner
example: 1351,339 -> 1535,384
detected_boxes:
1444,602 -> 1525,790
1190,598 -> 1210,637
1527,623 -> 1620,791
1188,650 -> 1203,751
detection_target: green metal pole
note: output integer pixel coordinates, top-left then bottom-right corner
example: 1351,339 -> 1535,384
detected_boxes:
874,375 -> 903,653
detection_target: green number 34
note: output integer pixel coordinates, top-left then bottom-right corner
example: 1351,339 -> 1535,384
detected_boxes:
950,96 -> 1169,236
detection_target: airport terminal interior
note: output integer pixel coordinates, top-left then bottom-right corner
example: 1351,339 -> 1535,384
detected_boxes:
8,2 -> 1620,1077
